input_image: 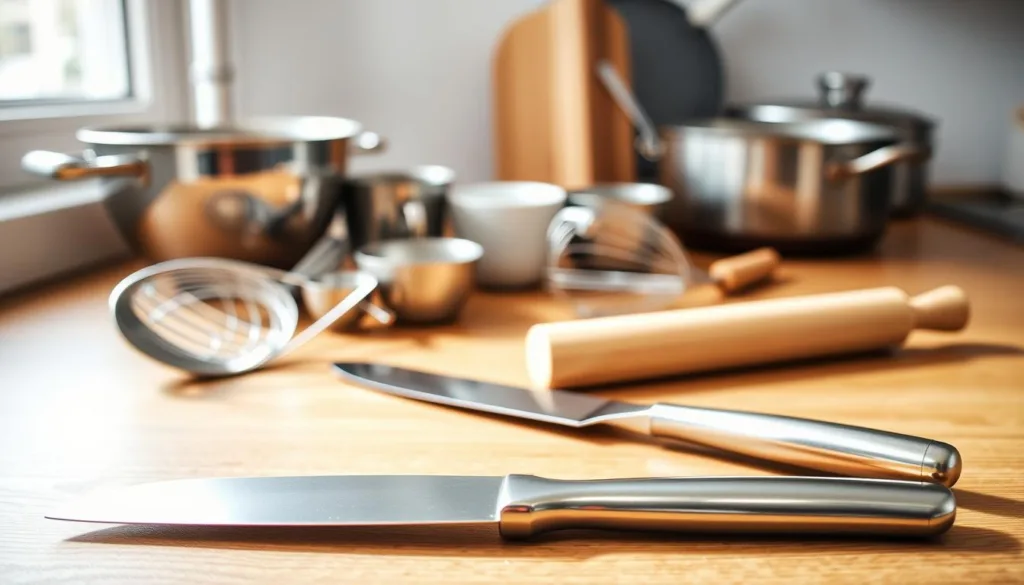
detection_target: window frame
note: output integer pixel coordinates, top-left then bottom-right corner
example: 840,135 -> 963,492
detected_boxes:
0,0 -> 189,191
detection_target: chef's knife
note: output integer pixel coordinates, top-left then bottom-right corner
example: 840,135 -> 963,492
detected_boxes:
47,474 -> 956,538
333,363 -> 962,487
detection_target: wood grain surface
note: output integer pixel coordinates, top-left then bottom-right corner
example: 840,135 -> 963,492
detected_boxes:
1,218 -> 1022,584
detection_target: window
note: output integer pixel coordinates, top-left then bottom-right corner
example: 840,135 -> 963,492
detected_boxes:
0,0 -> 187,193
0,0 -> 131,104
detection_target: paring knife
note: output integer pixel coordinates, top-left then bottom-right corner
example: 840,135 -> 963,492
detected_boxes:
47,474 -> 956,538
333,363 -> 962,487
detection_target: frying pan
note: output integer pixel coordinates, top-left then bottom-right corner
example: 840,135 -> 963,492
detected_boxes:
605,0 -> 742,179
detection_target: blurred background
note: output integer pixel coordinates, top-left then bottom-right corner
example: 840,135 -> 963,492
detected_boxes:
227,0 -> 1024,186
0,0 -> 1022,293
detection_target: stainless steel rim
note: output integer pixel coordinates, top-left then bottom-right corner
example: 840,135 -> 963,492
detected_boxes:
303,270 -> 379,292
568,183 -> 673,207
77,116 -> 364,146
355,238 -> 484,266
350,165 -> 457,188
669,118 -> 899,145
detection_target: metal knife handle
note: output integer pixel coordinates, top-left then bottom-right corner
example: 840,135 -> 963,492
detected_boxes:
497,475 -> 955,539
648,404 -> 962,486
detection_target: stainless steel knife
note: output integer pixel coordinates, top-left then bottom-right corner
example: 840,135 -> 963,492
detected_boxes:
333,362 -> 962,487
47,474 -> 956,538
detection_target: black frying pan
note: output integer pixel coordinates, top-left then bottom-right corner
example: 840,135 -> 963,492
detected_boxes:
605,0 -> 738,180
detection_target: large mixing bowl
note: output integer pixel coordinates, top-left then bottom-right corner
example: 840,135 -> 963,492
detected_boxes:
21,116 -> 385,268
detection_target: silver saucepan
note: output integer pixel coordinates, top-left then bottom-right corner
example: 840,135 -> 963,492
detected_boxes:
21,116 -> 385,268
596,61 -> 929,255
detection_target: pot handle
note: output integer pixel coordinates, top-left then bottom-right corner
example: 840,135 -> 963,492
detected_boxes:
826,143 -> 931,181
350,132 -> 387,155
22,150 -> 148,181
595,60 -> 665,161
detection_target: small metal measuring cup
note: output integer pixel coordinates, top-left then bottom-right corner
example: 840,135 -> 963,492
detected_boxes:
342,166 -> 456,251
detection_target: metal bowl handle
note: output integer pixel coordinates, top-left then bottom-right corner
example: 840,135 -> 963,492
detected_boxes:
826,143 -> 931,182
22,150 -> 149,182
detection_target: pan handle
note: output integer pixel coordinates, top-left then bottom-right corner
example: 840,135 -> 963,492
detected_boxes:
595,60 -> 665,162
826,143 -> 931,181
22,150 -> 149,182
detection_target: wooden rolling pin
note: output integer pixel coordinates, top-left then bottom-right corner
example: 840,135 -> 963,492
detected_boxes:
526,285 -> 969,388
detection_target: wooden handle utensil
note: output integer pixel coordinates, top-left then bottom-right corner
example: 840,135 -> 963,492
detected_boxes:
707,247 -> 780,293
526,285 -> 969,388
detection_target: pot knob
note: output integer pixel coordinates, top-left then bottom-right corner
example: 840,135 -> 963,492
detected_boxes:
817,72 -> 870,110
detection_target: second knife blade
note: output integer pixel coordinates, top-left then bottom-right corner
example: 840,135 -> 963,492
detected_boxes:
332,362 -> 962,487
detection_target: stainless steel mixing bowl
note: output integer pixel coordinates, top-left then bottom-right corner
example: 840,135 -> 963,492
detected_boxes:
354,238 -> 483,325
21,116 -> 385,268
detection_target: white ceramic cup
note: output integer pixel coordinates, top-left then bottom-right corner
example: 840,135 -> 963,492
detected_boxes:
447,181 -> 567,289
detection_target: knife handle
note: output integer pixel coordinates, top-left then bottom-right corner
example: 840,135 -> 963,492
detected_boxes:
648,404 -> 962,486
496,475 -> 955,539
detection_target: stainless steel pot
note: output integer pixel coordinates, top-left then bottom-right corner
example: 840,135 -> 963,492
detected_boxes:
596,61 -> 928,254
727,72 -> 936,218
656,118 -> 927,254
21,116 -> 385,269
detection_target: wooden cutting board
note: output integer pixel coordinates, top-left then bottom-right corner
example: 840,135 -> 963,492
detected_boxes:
493,0 -> 635,189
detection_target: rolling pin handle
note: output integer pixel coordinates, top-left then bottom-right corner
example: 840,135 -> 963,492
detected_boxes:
909,285 -> 970,331
707,247 -> 780,293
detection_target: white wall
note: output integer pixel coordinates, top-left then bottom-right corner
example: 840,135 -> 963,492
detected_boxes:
230,0 -> 1024,186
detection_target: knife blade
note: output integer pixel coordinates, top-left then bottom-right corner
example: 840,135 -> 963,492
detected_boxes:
333,363 -> 962,487
47,474 -> 956,538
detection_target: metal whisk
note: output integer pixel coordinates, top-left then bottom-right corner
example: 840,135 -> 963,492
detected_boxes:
546,203 -> 689,317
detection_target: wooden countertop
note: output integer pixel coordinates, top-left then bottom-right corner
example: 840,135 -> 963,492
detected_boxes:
1,218 -> 1022,584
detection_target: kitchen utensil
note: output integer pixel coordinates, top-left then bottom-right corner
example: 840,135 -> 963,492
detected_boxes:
342,166 -> 456,252
334,363 -> 962,487
301,271 -> 394,332
526,285 -> 969,389
46,473 -> 956,538
608,0 -> 738,125
546,202 -> 687,315
605,0 -> 740,181
567,182 -> 673,215
354,238 -> 483,325
546,203 -> 778,316
728,72 -> 936,217
596,61 -> 927,254
21,117 -> 386,268
654,117 -> 929,254
110,257 -> 383,376
447,182 -> 567,289
493,0 -> 635,188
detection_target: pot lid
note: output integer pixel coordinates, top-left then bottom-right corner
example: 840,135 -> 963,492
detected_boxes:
76,116 -> 363,146
728,72 -> 935,134
681,117 -> 899,146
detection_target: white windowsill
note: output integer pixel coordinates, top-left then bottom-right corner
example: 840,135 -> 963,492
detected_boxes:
0,182 -> 106,220
0,182 -> 132,296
